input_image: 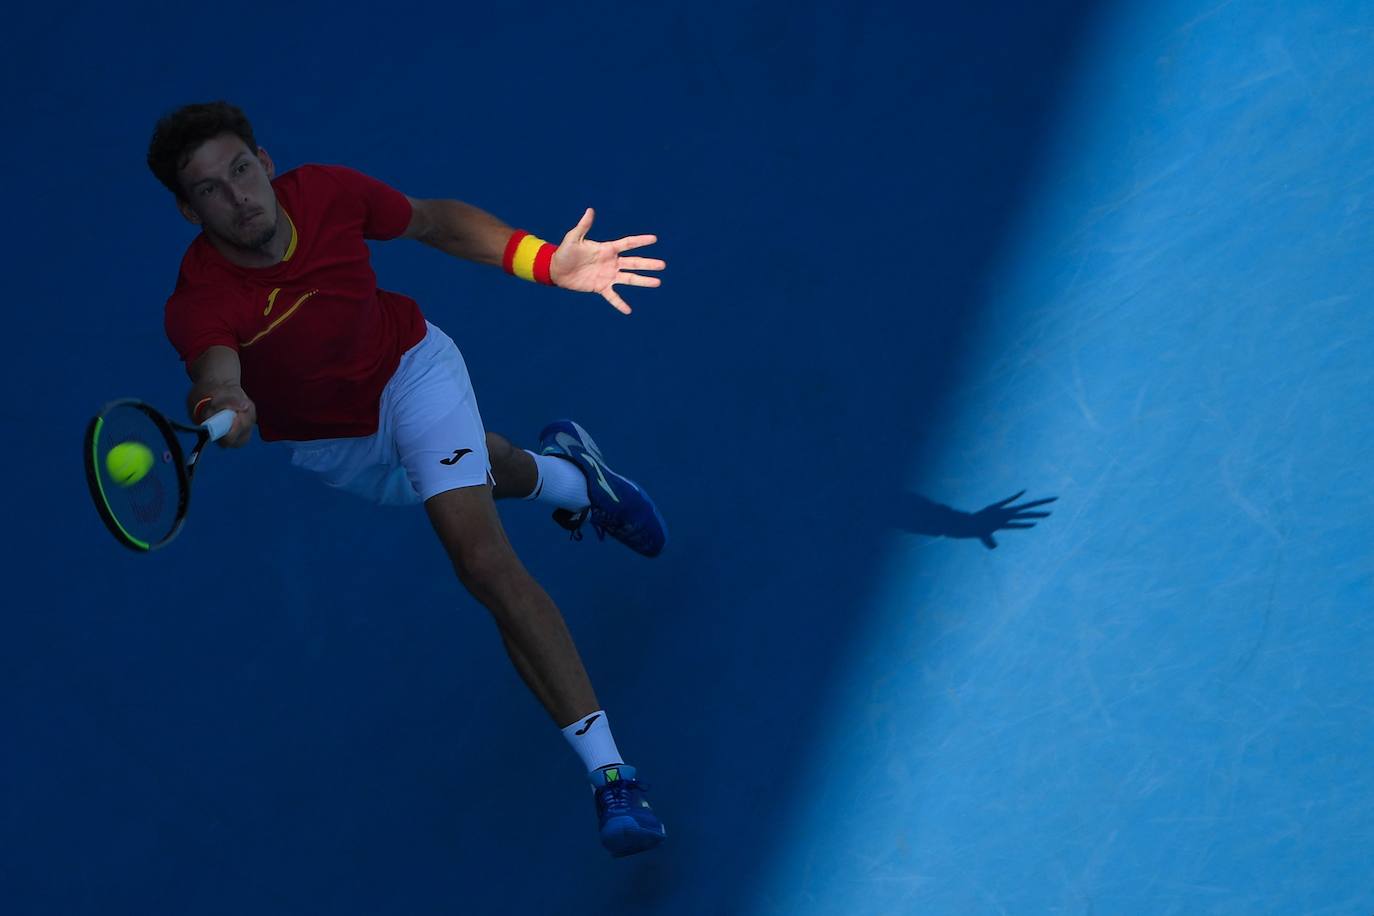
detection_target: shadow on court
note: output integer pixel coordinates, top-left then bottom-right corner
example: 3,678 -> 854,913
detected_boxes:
890,491 -> 1058,550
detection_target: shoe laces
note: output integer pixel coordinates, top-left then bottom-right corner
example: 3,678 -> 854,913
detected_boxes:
554,507 -> 607,543
597,777 -> 648,813
588,504 -> 642,546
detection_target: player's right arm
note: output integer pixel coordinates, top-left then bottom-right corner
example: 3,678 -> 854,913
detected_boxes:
186,345 -> 256,448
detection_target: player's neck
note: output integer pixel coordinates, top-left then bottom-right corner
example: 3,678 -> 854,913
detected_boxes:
207,202 -> 292,269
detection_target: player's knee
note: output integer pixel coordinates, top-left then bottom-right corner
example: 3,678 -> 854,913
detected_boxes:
425,484 -> 524,598
449,535 -> 518,596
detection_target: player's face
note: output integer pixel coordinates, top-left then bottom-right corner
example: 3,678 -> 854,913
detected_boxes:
176,134 -> 280,251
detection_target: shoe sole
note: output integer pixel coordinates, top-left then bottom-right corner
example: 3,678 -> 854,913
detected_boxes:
601,815 -> 667,857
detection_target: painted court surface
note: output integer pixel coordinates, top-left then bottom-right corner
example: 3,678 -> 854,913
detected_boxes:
4,1 -> 1371,913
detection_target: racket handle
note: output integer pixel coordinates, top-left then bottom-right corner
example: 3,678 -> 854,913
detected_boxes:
202,408 -> 237,442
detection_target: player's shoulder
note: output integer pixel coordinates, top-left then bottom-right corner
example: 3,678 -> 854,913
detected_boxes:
173,235 -> 226,286
276,164 -> 390,211
285,162 -> 372,188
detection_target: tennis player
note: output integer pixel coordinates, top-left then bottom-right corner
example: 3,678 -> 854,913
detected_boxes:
147,101 -> 667,857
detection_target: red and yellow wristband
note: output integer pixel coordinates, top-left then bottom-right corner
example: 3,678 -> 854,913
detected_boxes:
502,230 -> 557,286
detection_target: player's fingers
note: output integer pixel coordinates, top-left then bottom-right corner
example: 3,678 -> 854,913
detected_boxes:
1010,510 -> 1052,520
615,272 -> 661,288
564,207 -> 595,244
1014,497 -> 1058,510
619,256 -> 666,271
226,407 -> 256,447
612,234 -> 657,253
992,490 -> 1027,508
603,289 -> 632,315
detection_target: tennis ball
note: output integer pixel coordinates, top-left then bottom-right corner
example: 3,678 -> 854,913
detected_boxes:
106,441 -> 155,487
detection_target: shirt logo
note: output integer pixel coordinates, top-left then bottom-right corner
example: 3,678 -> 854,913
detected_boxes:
242,288 -> 320,348
439,448 -> 473,466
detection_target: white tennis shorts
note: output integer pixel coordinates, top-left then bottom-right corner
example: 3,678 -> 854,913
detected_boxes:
283,321 -> 491,506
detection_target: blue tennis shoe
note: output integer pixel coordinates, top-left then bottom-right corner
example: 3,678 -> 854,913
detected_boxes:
589,764 -> 666,857
538,419 -> 667,557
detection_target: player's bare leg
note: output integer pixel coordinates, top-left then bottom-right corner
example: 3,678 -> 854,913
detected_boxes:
424,483 -> 596,725
426,481 -> 666,855
425,478 -> 666,856
486,432 -> 538,500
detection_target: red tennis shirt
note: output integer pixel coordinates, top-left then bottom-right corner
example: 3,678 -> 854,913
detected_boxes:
164,164 -> 427,441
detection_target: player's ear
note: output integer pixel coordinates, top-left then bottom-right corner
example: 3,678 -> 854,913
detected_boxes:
257,147 -> 275,180
176,198 -> 202,225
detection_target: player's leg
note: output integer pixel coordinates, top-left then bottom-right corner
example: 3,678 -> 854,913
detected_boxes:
487,432 -> 538,499
397,322 -> 666,856
424,484 -> 596,723
424,485 -> 665,856
397,355 -> 602,726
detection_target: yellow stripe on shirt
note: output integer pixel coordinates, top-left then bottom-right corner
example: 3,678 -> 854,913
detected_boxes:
281,207 -> 299,262
242,289 -> 318,348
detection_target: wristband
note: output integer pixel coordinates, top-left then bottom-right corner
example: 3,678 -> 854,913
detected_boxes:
192,396 -> 213,423
502,230 -> 557,286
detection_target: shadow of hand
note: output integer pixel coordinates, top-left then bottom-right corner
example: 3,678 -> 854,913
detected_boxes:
893,490 -> 1057,549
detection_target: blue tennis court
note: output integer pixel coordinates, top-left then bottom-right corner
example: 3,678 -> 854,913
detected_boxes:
4,1 -> 1371,912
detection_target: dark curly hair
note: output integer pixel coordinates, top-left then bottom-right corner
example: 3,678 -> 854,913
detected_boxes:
147,101 -> 258,200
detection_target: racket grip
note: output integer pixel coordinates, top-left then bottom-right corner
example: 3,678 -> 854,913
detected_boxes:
203,408 -> 237,442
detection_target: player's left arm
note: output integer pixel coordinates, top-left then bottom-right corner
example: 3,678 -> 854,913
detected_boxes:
402,197 -> 512,266
403,197 -> 664,315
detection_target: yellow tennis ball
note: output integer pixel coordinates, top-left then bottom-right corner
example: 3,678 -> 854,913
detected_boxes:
106,441 -> 155,487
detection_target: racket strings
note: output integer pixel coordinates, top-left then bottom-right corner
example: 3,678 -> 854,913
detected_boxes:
90,404 -> 184,548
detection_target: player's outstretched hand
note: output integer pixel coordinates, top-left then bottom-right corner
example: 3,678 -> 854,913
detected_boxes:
549,208 -> 664,315
194,384 -> 257,448
890,490 -> 1056,549
964,491 -> 1058,549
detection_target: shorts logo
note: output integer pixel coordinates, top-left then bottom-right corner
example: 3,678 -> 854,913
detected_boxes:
439,448 -> 473,466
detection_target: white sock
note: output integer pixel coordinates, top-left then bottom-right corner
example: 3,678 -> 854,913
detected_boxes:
561,710 -> 624,773
523,450 -> 590,511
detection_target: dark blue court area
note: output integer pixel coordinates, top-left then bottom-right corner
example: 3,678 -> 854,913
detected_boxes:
4,1 -> 1372,913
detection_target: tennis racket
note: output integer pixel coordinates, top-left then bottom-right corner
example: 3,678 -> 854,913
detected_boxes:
83,399 -> 236,552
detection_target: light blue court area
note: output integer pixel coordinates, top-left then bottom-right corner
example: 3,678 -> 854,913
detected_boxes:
755,4 -> 1374,913
3,1 -> 1372,914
